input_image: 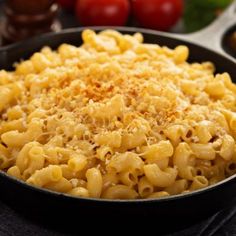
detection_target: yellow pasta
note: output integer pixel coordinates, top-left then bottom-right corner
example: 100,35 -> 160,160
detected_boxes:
220,135 -> 235,161
45,177 -> 72,193
189,176 -> 209,191
26,165 -> 62,187
1,119 -> 43,147
190,143 -> 216,160
144,164 -> 177,187
22,145 -> 45,179
16,142 -> 40,174
141,140 -> 173,169
94,131 -> 122,148
86,168 -> 103,198
118,171 -> 138,187
107,152 -> 144,174
0,143 -> 11,169
147,191 -> 170,199
68,187 -> 89,198
195,121 -> 213,144
0,29 -> 236,199
102,185 -> 138,199
138,176 -> 154,197
173,142 -> 196,180
164,179 -> 188,195
7,166 -> 22,179
68,154 -> 87,172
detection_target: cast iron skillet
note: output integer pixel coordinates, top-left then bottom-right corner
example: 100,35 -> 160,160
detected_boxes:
0,2 -> 236,233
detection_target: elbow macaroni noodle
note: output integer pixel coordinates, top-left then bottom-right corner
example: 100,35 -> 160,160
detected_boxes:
0,29 -> 236,199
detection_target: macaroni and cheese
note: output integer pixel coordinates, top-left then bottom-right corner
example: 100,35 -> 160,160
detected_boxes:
0,29 -> 236,199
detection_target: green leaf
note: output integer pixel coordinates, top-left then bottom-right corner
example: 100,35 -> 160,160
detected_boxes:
187,0 -> 232,9
184,0 -> 232,32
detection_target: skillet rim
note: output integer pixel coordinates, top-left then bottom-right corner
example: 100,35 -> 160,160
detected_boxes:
1,169 -> 236,203
2,26 -> 182,52
1,26 -> 235,65
1,26 -> 236,203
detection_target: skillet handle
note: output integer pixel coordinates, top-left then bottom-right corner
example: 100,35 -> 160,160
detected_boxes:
173,0 -> 236,62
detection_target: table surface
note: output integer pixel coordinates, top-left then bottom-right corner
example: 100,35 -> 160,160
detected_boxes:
1,199 -> 236,236
0,2 -> 236,236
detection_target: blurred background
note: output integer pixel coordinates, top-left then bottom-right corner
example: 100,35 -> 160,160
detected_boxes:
0,0 -> 233,46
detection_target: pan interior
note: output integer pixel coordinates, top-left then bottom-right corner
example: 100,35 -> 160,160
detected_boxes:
1,27 -> 236,203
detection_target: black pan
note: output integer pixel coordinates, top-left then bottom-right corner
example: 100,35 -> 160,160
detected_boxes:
0,2 -> 236,234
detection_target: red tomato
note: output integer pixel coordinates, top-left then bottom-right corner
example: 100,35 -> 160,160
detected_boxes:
132,0 -> 183,31
57,0 -> 76,10
76,0 -> 130,26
